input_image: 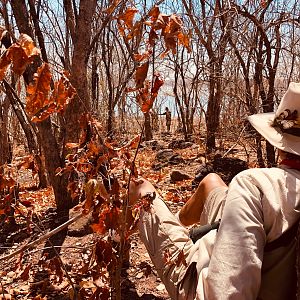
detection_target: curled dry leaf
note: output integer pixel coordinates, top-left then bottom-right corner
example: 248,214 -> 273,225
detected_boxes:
148,5 -> 160,20
26,63 -> 76,122
91,205 -> 120,234
94,239 -> 116,267
66,142 -> 80,149
50,74 -> 76,111
118,7 -> 139,29
135,60 -> 149,88
140,73 -> 164,113
26,62 -> 51,118
18,34 -> 40,58
178,31 -> 191,52
18,263 -> 32,281
0,174 -> 16,190
84,179 -> 109,211
7,34 -> 40,76
133,49 -> 153,62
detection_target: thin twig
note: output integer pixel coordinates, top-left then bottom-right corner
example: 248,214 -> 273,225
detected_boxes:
33,212 -> 77,298
0,211 -> 85,262
222,126 -> 246,158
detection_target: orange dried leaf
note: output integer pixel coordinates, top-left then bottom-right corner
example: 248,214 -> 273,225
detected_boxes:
104,135 -> 140,154
124,135 -> 140,150
154,14 -> 169,31
0,174 -> 16,190
135,61 -> 149,88
150,73 -> 164,100
91,205 -> 120,234
7,34 -> 40,76
178,31 -> 191,52
66,142 -> 80,149
90,222 -> 106,234
148,28 -> 158,46
133,50 -> 153,62
136,81 -> 151,112
18,263 -> 32,280
139,74 -> 164,113
26,62 -> 52,117
50,76 -> 76,111
18,33 -> 40,58
118,7 -> 139,29
148,6 -> 160,20
165,14 -> 182,35
26,64 -> 76,122
7,45 -> 29,75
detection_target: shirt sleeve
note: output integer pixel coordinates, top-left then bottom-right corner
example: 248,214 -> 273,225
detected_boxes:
201,173 -> 266,300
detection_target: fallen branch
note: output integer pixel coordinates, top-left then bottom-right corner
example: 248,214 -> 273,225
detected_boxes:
222,126 -> 246,158
0,210 -> 85,262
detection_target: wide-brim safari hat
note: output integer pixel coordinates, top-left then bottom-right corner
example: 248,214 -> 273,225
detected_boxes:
248,82 -> 300,155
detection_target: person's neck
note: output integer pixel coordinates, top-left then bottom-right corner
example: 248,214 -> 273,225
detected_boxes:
279,158 -> 300,171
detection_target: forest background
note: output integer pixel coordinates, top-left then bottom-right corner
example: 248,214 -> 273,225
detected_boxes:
0,0 -> 300,299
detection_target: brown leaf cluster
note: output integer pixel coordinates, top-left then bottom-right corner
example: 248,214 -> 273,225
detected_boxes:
118,5 -> 189,113
0,34 -> 40,80
26,63 -> 76,122
147,6 -> 191,56
56,114 -> 139,238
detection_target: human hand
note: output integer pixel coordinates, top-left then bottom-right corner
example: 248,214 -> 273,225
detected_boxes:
128,177 -> 156,205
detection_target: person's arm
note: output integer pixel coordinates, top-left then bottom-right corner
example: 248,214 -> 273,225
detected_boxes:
203,173 -> 266,299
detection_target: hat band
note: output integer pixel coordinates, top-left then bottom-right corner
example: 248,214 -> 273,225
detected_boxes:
272,109 -> 300,137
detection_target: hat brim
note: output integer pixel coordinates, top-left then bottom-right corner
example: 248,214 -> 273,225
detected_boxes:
248,113 -> 300,155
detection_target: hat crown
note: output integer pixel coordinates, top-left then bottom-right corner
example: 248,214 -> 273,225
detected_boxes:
276,82 -> 300,116
248,82 -> 300,156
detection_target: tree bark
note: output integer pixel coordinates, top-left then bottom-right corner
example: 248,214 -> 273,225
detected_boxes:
0,96 -> 12,165
144,112 -> 152,141
64,0 -> 96,143
10,0 -> 73,210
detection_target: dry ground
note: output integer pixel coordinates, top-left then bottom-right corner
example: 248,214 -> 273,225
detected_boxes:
0,132 -> 254,299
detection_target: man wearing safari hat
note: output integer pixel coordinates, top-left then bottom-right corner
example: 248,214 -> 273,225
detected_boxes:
129,82 -> 300,299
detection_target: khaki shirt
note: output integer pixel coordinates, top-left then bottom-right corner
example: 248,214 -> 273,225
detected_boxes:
200,166 -> 300,299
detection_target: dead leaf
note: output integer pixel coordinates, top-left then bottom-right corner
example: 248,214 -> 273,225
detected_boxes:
118,7 -> 139,29
148,6 -> 160,21
66,142 -> 80,149
26,64 -> 76,122
79,280 -> 96,289
18,33 -> 40,58
18,263 -> 32,281
175,249 -> 187,267
26,62 -> 52,117
133,49 -> 153,62
91,205 -> 120,234
135,61 -> 149,88
7,34 -> 40,76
